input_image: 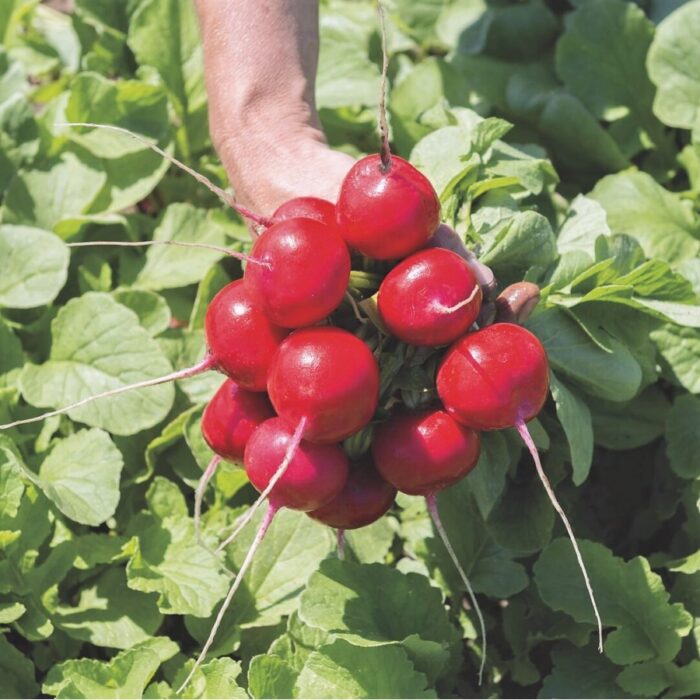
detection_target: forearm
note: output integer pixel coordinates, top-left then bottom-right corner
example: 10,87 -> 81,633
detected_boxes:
195,0 -> 351,213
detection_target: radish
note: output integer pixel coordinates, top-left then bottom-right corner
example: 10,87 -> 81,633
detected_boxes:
267,327 -> 380,444
244,217 -> 351,328
195,380 -> 275,541
336,154 -> 440,260
371,407 -> 486,683
377,248 -> 483,346
272,196 -> 335,226
436,323 -> 604,651
177,417 -> 348,694
372,409 -> 480,496
204,280 -> 289,391
308,456 -> 396,530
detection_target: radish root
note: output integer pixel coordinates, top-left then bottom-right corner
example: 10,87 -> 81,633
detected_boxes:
216,416 -> 307,554
376,1 -> 392,172
194,455 -> 222,545
426,492 -> 487,686
0,355 -> 216,431
66,240 -> 268,268
177,502 -> 278,694
337,528 -> 346,560
437,285 -> 481,314
515,419 -> 604,653
57,122 -> 273,229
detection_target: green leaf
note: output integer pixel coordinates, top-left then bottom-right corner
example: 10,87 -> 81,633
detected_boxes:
0,633 -> 39,698
650,324 -> 700,393
591,172 -> 700,265
295,639 -> 436,699
20,292 -> 175,435
42,637 -> 178,699
555,0 -> 657,128
527,309 -> 642,402
38,428 -> 123,526
345,516 -> 396,564
299,558 -> 460,683
540,642 -> 630,698
317,1 -> 380,109
172,658 -> 247,699
0,225 -> 68,308
135,204 -> 231,290
3,150 -> 107,231
112,289 -> 171,337
248,655 -> 298,700
127,0 -> 205,123
479,210 -> 557,277
665,395 -> 700,479
550,373 -> 594,485
557,195 -> 611,257
535,539 -> 693,664
588,387 -> 670,451
648,0 -> 700,129
54,567 -> 163,649
126,477 -> 229,617
616,659 -> 700,698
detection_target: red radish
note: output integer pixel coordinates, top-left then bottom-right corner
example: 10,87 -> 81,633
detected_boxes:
267,327 -> 380,444
194,380 -> 275,541
177,417 -> 349,694
336,155 -> 440,260
371,406 -> 485,684
437,323 -> 604,652
308,457 -> 396,529
272,197 -> 336,227
372,409 -> 480,496
201,380 -> 275,462
377,248 -> 483,347
437,323 -> 549,431
244,217 -> 351,328
244,418 -> 349,512
205,280 -> 289,391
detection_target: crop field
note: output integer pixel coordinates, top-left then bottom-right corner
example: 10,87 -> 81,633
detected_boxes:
0,0 -> 699,698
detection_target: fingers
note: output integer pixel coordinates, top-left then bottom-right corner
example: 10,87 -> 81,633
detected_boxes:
494,282 -> 541,324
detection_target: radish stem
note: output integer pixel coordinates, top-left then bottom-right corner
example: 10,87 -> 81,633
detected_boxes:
194,455 -> 222,545
337,528 -> 346,560
516,419 -> 604,653
376,1 -> 392,172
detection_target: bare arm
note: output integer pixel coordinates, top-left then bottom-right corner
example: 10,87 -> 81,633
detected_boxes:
194,0 -> 353,215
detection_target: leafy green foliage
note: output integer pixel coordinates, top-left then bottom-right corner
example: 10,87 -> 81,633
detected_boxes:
1,0 -> 699,698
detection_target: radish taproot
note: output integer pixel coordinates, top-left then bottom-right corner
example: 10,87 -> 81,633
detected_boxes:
308,456 -> 396,530
195,380 -> 275,541
272,196 -> 336,226
267,327 -> 380,444
372,407 -> 486,683
177,417 -> 349,694
437,322 -> 604,651
377,248 -> 483,346
336,154 -> 440,260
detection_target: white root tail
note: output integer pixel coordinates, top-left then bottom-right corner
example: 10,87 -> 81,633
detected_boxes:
177,502 -> 278,694
67,240 -> 267,268
426,492 -> 487,686
194,455 -> 222,545
438,285 -> 481,315
515,419 -> 604,653
376,1 -> 392,171
56,122 -> 273,229
0,356 -> 216,431
337,528 -> 346,560
215,416 -> 307,554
